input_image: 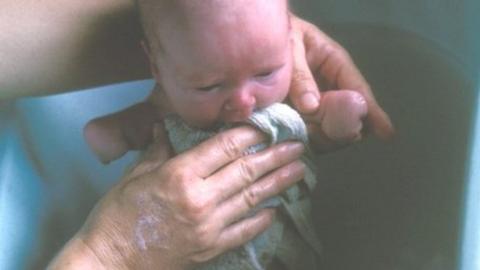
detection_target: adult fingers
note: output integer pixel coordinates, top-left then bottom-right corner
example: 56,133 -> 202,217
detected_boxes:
288,14 -> 321,115
295,17 -> 367,95
190,208 -> 276,263
297,16 -> 395,139
214,160 -> 305,226
174,126 -> 267,178
365,103 -> 395,140
208,141 -> 304,203
310,42 -> 394,139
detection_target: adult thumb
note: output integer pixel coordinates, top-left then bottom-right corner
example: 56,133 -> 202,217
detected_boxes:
288,29 -> 321,114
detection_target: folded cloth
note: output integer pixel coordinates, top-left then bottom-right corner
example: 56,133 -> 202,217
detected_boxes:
163,103 -> 322,270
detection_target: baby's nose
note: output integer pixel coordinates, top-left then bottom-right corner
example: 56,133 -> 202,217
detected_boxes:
224,85 -> 256,112
223,85 -> 257,121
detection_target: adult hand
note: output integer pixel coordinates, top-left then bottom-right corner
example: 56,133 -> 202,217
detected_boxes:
50,126 -> 306,269
288,15 -> 394,151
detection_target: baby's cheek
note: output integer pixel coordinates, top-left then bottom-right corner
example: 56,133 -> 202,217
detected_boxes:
256,83 -> 290,108
181,103 -> 223,128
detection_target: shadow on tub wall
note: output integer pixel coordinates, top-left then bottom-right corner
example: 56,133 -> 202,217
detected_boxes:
308,24 -> 474,270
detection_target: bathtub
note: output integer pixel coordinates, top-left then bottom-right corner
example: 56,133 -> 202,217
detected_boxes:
1,1 -> 479,269
291,1 -> 480,269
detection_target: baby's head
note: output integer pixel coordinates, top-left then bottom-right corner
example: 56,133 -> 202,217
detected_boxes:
137,0 -> 293,128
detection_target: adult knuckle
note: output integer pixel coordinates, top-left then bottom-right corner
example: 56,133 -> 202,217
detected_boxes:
169,161 -> 201,186
215,132 -> 243,159
292,67 -> 313,83
307,22 -> 321,34
327,42 -> 351,63
179,192 -> 213,223
278,162 -> 304,184
194,224 -> 217,249
181,199 -> 206,222
162,165 -> 213,222
237,221 -> 255,242
241,187 -> 259,209
160,160 -> 187,182
238,158 -> 256,185
278,166 -> 292,181
302,22 -> 324,44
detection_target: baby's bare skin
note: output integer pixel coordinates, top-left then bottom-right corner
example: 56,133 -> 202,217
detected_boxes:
317,90 -> 368,143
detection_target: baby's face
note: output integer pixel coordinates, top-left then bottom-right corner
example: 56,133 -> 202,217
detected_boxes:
149,1 -> 292,128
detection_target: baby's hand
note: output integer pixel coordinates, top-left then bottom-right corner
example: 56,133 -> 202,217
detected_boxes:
288,14 -> 394,152
304,90 -> 368,152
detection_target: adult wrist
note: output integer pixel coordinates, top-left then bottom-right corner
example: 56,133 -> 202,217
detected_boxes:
69,202 -> 190,270
47,234 -> 107,270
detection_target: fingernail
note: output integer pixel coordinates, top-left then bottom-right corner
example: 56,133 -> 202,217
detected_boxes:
300,92 -> 319,112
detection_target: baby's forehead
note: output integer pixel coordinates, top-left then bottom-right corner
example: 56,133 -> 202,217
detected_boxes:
139,0 -> 288,33
140,0 -> 290,70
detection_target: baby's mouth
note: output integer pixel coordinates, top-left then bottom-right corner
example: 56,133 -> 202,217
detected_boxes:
197,107 -> 261,131
223,107 -> 255,124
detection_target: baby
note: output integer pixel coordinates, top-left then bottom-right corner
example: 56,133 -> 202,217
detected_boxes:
138,0 -> 367,140
133,0 -> 367,269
